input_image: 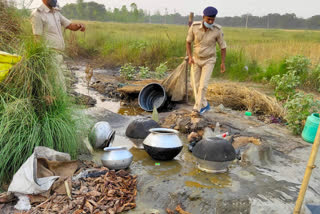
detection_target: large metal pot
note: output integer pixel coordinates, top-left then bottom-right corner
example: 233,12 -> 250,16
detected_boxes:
101,147 -> 133,170
143,128 -> 183,160
89,121 -> 115,149
192,137 -> 236,173
125,118 -> 160,149
138,83 -> 167,111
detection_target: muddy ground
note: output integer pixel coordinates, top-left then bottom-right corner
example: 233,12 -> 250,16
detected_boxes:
4,63 -> 318,214
68,62 -> 320,214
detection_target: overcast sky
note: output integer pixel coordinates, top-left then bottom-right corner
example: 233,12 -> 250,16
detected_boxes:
17,0 -> 320,18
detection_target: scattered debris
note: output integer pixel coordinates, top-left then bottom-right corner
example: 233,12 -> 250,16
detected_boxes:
0,192 -> 15,203
232,136 -> 262,149
166,208 -> 174,214
187,132 -> 200,143
72,92 -> 97,107
160,110 -> 214,133
166,205 -> 191,214
90,81 -> 123,100
175,205 -> 191,214
28,166 -> 137,213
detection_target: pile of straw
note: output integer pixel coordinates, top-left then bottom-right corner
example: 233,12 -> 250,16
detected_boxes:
207,83 -> 284,118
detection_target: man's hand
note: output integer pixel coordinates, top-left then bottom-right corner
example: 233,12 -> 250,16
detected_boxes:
188,56 -> 194,64
77,23 -> 86,32
67,23 -> 86,32
220,63 -> 226,73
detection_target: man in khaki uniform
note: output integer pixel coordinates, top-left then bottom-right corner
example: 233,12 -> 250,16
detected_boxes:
186,6 -> 227,115
31,0 -> 86,90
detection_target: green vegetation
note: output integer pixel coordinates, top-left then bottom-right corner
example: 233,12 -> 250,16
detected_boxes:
62,1 -> 320,29
120,63 -> 136,80
0,2 -> 83,184
284,93 -> 320,135
64,21 -> 320,85
155,62 -> 168,79
120,62 -> 168,80
270,71 -> 300,101
268,55 -> 320,134
138,66 -> 151,79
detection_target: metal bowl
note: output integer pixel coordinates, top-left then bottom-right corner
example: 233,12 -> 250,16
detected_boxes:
101,147 -> 133,170
196,158 -> 231,173
143,128 -> 183,160
89,121 -> 115,149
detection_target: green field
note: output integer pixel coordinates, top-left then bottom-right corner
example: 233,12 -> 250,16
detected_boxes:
64,22 -> 319,64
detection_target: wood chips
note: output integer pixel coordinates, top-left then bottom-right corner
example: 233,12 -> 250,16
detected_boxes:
28,167 -> 137,214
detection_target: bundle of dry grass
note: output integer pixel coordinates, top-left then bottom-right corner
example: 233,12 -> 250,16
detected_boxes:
0,0 -> 20,51
207,83 -> 284,118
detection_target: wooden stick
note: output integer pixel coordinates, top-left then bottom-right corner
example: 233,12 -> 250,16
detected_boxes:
65,180 -> 72,200
185,12 -> 194,104
293,123 -> 320,213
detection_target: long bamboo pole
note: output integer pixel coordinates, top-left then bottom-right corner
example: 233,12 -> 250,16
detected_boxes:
293,124 -> 320,213
185,12 -> 194,104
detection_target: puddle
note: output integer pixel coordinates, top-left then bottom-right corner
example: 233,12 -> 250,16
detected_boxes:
117,105 -> 145,116
184,168 -> 232,189
130,148 -> 183,176
129,138 -> 235,189
72,66 -> 145,116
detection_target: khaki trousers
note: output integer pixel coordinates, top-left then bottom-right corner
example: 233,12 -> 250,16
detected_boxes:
190,58 -> 215,111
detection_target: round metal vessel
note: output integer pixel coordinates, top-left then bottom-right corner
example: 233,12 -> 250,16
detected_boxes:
89,121 -> 115,149
101,147 -> 133,170
192,137 -> 236,173
143,128 -> 183,160
125,118 -> 160,149
138,83 -> 167,111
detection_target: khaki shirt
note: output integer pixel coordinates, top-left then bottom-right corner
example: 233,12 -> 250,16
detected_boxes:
186,21 -> 227,62
31,4 -> 71,51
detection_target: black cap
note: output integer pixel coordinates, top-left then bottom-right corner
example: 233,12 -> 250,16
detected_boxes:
203,6 -> 218,17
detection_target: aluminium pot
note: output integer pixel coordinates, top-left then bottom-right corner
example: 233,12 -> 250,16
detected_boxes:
89,121 -> 115,149
143,128 -> 183,161
101,147 -> 133,170
125,118 -> 160,149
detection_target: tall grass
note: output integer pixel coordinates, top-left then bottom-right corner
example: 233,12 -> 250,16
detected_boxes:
64,21 -> 320,86
64,21 -> 320,66
0,4 -> 83,184
0,39 -> 82,184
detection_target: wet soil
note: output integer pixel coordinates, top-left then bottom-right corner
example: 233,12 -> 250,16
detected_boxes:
67,62 -> 320,213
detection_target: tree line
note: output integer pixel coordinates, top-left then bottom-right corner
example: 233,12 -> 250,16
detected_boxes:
61,1 -> 320,29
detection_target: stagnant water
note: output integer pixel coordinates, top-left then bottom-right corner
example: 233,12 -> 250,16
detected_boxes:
72,65 -> 145,116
